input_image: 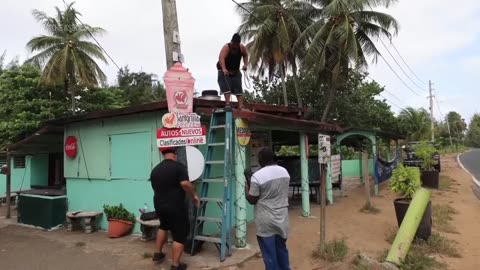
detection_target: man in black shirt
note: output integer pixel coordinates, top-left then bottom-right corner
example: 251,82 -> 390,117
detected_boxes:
150,147 -> 200,270
217,33 -> 249,109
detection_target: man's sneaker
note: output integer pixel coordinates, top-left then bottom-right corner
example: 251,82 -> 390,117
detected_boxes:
171,263 -> 187,270
152,252 -> 165,263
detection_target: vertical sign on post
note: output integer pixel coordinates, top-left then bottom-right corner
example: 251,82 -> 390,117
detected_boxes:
163,62 -> 195,114
318,134 -> 331,250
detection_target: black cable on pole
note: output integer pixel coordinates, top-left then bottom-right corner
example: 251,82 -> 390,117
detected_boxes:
75,16 -> 122,72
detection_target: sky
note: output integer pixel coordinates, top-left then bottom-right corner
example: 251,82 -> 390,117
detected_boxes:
1,0 -> 479,123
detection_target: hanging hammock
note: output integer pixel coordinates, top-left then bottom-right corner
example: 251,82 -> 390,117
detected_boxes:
374,150 -> 401,184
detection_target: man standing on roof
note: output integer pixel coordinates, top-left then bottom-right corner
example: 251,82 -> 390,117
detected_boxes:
150,147 -> 200,270
217,33 -> 249,109
245,147 -> 291,270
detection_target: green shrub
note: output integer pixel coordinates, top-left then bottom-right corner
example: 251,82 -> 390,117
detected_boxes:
413,141 -> 438,171
390,164 -> 421,198
103,204 -> 136,223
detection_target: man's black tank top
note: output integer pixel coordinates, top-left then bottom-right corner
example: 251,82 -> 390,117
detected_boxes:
216,43 -> 242,71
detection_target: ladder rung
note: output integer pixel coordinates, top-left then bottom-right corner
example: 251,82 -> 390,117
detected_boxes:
197,216 -> 222,223
194,235 -> 222,243
210,125 -> 226,129
203,178 -> 224,183
200,197 -> 223,203
208,142 -> 225,147
206,160 -> 224,165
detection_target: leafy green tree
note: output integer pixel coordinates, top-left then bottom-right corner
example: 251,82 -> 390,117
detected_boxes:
0,64 -> 137,150
77,87 -> 128,112
117,66 -> 166,105
0,51 -> 5,75
466,114 -> 480,147
397,107 -> 432,141
299,0 -> 399,121
446,111 -> 466,141
25,2 -> 107,113
246,69 -> 398,133
0,64 -> 69,149
236,0 -> 318,107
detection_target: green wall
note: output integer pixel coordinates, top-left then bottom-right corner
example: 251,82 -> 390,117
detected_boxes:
341,159 -> 374,178
0,157 -> 32,196
30,154 -> 49,187
64,111 -> 254,234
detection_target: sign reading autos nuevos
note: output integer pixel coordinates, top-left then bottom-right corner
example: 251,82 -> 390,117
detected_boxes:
157,127 -> 206,148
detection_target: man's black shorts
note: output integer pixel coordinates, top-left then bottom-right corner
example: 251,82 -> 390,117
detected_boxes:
156,208 -> 190,245
217,70 -> 243,95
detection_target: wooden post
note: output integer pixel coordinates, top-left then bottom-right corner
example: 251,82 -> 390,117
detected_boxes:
162,0 -> 182,69
5,151 -> 12,218
362,152 -> 371,207
320,162 -> 327,248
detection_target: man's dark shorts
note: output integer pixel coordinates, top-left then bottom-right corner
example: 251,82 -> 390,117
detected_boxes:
217,70 -> 243,96
155,207 -> 189,245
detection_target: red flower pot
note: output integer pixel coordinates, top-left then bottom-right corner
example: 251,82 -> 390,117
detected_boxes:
107,219 -> 133,238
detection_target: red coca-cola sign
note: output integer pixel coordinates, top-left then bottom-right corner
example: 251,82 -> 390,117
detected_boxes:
64,136 -> 78,159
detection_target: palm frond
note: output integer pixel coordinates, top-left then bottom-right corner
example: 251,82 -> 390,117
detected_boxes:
352,10 -> 399,35
75,41 -> 108,64
26,35 -> 63,52
32,9 -> 61,36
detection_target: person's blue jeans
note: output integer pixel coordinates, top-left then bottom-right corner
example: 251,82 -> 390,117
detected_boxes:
257,235 -> 290,270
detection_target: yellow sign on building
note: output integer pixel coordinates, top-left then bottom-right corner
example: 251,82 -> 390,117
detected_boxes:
235,119 -> 251,146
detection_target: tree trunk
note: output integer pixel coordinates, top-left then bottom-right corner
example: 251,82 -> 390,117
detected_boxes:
292,62 -> 303,108
64,79 -> 69,96
67,76 -> 77,115
321,85 -> 335,122
71,91 -> 76,115
280,63 -> 288,106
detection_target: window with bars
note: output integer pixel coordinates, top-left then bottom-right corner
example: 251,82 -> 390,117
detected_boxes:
14,156 -> 26,168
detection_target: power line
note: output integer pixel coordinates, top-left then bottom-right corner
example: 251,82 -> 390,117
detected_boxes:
364,0 -> 427,88
378,38 -> 427,91
390,42 -> 427,85
378,94 -> 404,110
358,1 -> 425,97
377,54 -> 422,96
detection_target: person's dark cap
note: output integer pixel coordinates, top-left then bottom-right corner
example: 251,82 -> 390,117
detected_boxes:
160,147 -> 177,155
231,33 -> 241,43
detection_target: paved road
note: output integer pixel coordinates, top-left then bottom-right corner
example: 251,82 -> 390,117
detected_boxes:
459,149 -> 480,180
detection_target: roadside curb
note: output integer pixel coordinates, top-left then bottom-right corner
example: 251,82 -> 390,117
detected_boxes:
456,152 -> 480,188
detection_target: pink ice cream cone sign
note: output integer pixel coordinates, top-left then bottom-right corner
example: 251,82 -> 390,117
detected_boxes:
163,63 -> 195,113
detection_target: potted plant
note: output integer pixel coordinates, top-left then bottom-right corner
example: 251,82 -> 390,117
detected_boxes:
414,141 -> 440,189
390,164 -> 431,240
103,204 -> 136,238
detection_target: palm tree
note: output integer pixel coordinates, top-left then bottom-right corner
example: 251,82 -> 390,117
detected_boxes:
298,0 -> 399,121
236,0 -> 319,107
398,107 -> 432,141
25,2 -> 107,113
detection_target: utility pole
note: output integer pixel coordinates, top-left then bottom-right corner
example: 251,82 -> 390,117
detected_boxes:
428,80 -> 435,142
446,118 -> 454,147
162,0 -> 182,69
161,0 -> 189,244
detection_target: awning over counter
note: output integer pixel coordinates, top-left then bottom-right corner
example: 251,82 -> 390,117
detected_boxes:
7,125 -> 64,155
